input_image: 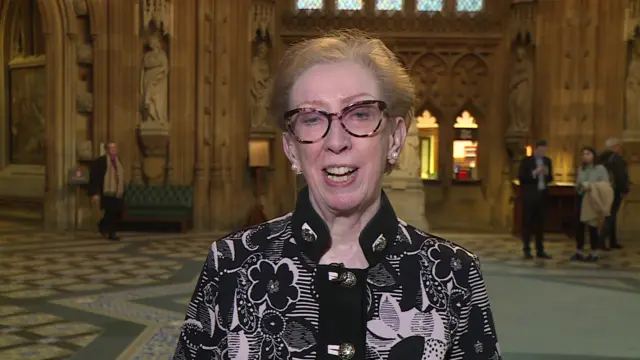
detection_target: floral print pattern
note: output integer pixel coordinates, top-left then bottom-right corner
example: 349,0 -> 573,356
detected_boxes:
173,190 -> 500,360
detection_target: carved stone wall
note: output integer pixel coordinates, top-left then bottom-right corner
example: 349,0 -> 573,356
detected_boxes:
5,0 -> 637,235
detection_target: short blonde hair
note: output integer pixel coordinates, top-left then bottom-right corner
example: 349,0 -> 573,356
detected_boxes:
269,30 -> 415,130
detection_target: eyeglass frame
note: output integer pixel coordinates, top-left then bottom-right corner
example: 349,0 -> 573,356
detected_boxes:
283,100 -> 388,144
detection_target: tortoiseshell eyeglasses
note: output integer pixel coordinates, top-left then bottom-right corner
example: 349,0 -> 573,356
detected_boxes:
284,100 -> 387,144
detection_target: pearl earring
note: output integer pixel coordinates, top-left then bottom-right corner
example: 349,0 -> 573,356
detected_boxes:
291,164 -> 302,175
389,152 -> 398,164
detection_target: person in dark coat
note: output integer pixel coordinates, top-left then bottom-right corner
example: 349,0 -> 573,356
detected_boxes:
88,142 -> 124,241
518,139 -> 553,259
598,138 -> 629,249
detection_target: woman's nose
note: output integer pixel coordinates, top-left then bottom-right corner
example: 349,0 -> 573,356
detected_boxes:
323,117 -> 351,154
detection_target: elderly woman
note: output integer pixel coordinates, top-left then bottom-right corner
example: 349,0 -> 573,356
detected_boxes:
173,31 -> 500,360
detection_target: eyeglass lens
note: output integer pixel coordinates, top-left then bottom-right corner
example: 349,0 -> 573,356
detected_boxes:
290,103 -> 382,142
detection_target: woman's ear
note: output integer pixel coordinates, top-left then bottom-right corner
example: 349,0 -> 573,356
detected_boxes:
387,117 -> 407,160
282,133 -> 299,167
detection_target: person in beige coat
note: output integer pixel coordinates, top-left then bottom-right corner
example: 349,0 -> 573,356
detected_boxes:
571,146 -> 611,262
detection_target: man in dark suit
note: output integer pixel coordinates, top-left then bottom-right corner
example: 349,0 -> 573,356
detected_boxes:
88,142 -> 124,241
518,139 -> 553,259
598,138 -> 629,249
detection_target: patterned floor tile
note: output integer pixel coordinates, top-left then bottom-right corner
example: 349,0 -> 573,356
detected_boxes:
2,289 -> 59,299
0,344 -> 73,360
0,334 -> 29,347
0,313 -> 62,327
30,322 -> 101,338
0,221 -> 638,359
67,333 -> 99,347
0,306 -> 26,317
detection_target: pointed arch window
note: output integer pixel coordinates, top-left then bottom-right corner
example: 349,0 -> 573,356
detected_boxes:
336,0 -> 363,10
376,0 -> 403,11
297,0 -> 323,10
452,111 -> 478,181
416,110 -> 439,180
417,0 -> 443,12
456,0 -> 483,12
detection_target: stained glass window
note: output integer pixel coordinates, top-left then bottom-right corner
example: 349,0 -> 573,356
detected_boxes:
416,0 -> 443,12
376,0 -> 403,11
297,0 -> 323,10
457,0 -> 483,12
336,0 -> 363,10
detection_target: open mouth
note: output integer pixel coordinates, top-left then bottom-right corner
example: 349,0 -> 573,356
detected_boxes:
324,166 -> 358,183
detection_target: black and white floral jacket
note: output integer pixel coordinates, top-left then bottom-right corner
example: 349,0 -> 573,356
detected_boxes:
173,188 -> 501,360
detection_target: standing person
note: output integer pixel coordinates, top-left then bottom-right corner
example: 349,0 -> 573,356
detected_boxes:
518,139 -> 553,259
88,142 -> 124,241
598,138 -> 629,249
173,30 -> 501,360
571,147 -> 610,261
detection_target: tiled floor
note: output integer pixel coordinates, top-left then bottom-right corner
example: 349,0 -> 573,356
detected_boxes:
0,221 -> 638,359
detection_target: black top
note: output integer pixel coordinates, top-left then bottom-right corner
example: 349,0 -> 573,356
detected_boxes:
173,187 -> 501,360
598,150 -> 629,194
518,155 -> 553,199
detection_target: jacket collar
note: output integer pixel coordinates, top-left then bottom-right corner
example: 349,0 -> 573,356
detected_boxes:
291,187 -> 398,266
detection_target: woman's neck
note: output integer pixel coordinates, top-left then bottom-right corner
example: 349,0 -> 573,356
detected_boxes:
310,193 -> 381,268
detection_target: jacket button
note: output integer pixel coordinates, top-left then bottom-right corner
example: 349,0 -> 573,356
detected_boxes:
339,343 -> 356,360
372,234 -> 387,252
301,228 -> 316,242
338,271 -> 357,288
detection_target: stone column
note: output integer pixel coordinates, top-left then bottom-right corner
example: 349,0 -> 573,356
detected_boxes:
193,0 -> 214,230
209,0 -> 252,231
382,121 -> 430,232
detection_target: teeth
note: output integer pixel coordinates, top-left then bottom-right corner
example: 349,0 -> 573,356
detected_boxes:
327,174 -> 353,182
325,167 -> 355,175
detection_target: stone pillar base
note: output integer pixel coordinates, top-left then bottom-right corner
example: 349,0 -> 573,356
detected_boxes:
382,177 -> 429,232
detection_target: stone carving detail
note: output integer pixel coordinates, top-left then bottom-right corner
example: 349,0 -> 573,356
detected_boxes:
249,1 -> 275,132
141,0 -> 172,36
410,54 -> 447,109
250,38 -> 272,130
76,91 -> 93,114
76,140 -> 93,161
76,44 -> 93,65
507,47 -> 534,134
73,0 -> 88,17
509,1 -> 537,43
281,10 -> 501,35
397,121 -> 421,178
451,54 -> 489,111
626,40 -> 640,132
140,34 -> 169,130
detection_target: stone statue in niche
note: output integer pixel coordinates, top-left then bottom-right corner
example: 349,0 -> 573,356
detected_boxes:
140,34 -> 169,129
507,47 -> 534,134
397,121 -> 421,178
626,41 -> 640,131
73,0 -> 88,17
250,31 -> 272,130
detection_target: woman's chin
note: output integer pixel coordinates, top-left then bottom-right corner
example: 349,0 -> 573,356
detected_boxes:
318,190 -> 368,215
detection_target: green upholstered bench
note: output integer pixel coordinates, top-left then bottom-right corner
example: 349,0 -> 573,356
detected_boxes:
123,184 -> 193,232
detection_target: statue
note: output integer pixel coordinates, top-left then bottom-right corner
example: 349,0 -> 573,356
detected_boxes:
140,35 -> 169,128
626,42 -> 640,131
398,121 -> 421,178
250,40 -> 272,129
507,47 -> 534,134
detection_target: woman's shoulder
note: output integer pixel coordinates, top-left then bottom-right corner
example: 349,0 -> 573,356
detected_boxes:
209,213 -> 294,254
399,221 -> 481,268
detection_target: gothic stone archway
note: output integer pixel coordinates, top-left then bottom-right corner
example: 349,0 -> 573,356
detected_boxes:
0,0 -> 77,229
